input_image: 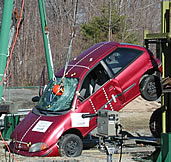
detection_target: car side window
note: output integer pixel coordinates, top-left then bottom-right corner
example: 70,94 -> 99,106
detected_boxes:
79,64 -> 110,102
104,48 -> 144,75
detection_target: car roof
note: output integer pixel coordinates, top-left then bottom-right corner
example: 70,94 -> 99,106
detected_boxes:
56,41 -> 146,79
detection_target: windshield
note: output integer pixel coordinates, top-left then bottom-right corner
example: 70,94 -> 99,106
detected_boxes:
36,77 -> 78,113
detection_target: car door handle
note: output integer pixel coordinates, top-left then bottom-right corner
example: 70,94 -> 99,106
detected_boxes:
109,85 -> 115,91
112,94 -> 117,103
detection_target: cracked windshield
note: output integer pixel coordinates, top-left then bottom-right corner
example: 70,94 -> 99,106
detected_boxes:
36,77 -> 78,112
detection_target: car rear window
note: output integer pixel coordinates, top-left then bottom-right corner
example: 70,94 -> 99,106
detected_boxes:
104,48 -> 144,76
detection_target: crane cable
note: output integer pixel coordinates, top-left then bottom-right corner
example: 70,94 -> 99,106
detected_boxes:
0,0 -> 25,87
52,0 -> 78,98
61,0 -> 78,84
0,131 -> 18,162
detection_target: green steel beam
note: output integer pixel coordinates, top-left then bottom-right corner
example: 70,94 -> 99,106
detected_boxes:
38,0 -> 54,80
144,2 -> 171,41
144,2 -> 171,136
0,0 -> 14,103
2,115 -> 20,140
145,33 -> 171,40
161,1 -> 171,137
161,1 -> 170,33
157,133 -> 171,162
145,2 -> 171,161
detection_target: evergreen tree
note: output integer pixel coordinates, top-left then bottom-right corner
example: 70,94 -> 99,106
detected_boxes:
80,3 -> 138,48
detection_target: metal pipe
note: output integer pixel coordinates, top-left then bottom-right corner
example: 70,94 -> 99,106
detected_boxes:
38,0 -> 54,80
0,0 -> 14,102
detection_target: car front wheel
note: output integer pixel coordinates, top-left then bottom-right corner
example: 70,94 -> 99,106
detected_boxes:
58,134 -> 83,157
139,75 -> 162,101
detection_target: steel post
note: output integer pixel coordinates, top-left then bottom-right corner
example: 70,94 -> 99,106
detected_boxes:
144,1 -> 171,161
0,0 -> 14,102
38,0 -> 54,80
157,133 -> 171,162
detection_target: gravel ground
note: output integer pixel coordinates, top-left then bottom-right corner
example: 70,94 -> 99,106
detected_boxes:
0,88 -> 161,162
0,142 -> 155,162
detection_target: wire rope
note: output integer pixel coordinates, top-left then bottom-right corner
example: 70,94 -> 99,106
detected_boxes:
62,0 -> 78,82
0,131 -> 18,162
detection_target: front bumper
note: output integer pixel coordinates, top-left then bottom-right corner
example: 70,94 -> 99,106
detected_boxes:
9,141 -> 60,157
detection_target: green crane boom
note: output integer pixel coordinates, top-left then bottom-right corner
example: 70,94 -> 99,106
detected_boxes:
38,0 -> 54,80
0,0 -> 14,102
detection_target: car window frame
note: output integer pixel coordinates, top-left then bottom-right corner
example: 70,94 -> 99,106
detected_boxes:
78,62 -> 111,102
103,47 -> 145,78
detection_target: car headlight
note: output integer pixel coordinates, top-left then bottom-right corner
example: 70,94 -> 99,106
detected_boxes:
29,142 -> 49,152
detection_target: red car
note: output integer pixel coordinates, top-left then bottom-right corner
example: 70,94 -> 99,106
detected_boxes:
10,42 -> 162,157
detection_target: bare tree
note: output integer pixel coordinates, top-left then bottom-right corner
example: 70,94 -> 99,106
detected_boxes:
0,0 -> 162,86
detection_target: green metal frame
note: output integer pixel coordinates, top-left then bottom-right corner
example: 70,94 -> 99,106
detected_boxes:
38,0 -> 54,80
0,0 -> 54,103
0,0 -> 14,102
0,0 -> 55,139
2,115 -> 20,140
144,1 -> 171,161
158,133 -> 171,161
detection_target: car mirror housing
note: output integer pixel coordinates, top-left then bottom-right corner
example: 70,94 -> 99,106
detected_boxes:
32,96 -> 40,102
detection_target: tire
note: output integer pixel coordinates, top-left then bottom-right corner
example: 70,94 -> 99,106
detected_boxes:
83,134 -> 98,149
58,134 -> 83,157
149,107 -> 163,138
140,75 -> 162,101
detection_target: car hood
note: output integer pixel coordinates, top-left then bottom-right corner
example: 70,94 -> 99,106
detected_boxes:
11,111 -> 71,149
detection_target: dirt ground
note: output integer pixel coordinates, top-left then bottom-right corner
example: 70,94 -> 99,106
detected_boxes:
120,96 -> 160,133
0,88 -> 161,162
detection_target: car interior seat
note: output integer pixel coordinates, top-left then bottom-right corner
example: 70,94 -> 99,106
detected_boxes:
93,66 -> 109,92
79,76 -> 91,100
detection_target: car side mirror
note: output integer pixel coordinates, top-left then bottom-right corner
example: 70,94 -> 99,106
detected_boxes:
32,96 -> 40,102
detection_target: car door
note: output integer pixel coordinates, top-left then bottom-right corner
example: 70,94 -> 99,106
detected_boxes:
103,47 -> 145,106
76,64 -> 109,115
89,78 -> 124,113
77,63 -> 124,114
75,63 -> 124,135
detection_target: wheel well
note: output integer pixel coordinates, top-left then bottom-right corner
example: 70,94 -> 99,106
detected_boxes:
139,69 -> 161,84
61,128 -> 83,139
143,68 -> 160,76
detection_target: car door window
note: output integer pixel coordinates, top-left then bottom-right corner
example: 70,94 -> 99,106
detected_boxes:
79,64 -> 110,102
104,48 -> 144,76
